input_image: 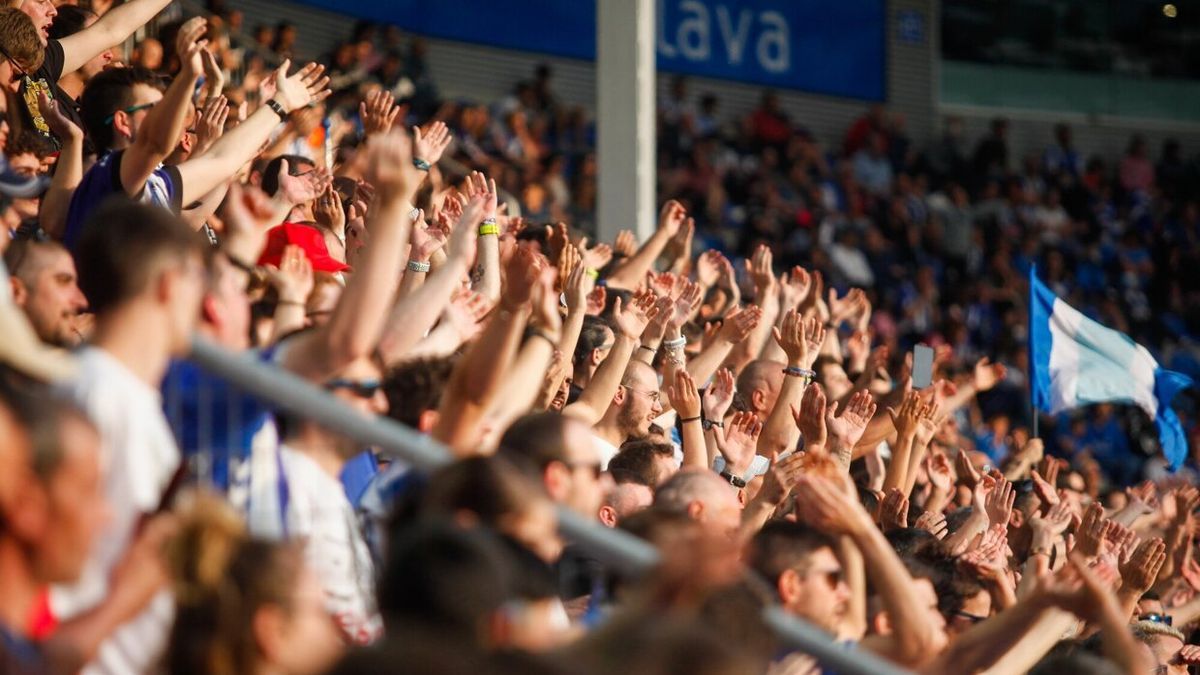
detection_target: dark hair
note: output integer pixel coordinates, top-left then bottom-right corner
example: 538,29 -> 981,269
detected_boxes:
260,155 -> 315,197
497,411 -> 571,470
746,520 -> 836,587
574,315 -> 613,365
75,198 -> 206,314
608,439 -> 673,488
49,5 -> 97,40
80,66 -> 162,152
422,456 -> 545,525
167,494 -> 304,675
0,384 -> 90,482
383,356 -> 455,428
378,519 -> 515,639
5,130 -> 53,160
2,235 -> 66,282
884,527 -> 936,559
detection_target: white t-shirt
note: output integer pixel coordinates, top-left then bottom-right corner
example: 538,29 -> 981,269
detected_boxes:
592,434 -> 619,470
248,445 -> 382,644
52,347 -> 179,675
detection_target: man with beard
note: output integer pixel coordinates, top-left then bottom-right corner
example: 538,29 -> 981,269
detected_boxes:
4,237 -> 88,347
587,361 -> 663,469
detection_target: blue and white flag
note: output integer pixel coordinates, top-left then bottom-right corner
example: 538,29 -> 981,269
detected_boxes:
1029,268 -> 1193,469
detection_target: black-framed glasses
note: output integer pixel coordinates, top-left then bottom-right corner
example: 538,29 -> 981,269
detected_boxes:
0,44 -> 28,81
325,378 -> 382,398
1140,612 -> 1173,627
103,102 -> 156,125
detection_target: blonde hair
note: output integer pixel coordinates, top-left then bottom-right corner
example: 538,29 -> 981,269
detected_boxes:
0,8 -> 45,72
166,492 -> 303,675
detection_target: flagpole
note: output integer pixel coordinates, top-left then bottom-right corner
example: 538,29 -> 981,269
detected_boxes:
1028,264 -> 1039,440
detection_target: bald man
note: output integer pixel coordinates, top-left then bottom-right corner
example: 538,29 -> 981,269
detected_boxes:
735,359 -> 785,420
653,468 -> 743,540
589,361 -> 664,468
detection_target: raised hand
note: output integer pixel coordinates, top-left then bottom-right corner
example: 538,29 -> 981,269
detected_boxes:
695,250 -> 725,287
614,229 -> 637,257
273,61 -> 332,114
973,357 -> 1007,392
200,48 -> 225,100
984,476 -> 1015,527
758,451 -> 807,508
887,391 -> 922,441
365,129 -> 422,201
446,194 -> 483,264
556,243 -> 582,289
715,305 -> 762,345
794,474 -> 871,536
826,389 -> 876,452
413,120 -> 452,166
463,171 -> 498,220
878,488 -> 909,531
702,368 -> 735,422
956,447 -> 982,490
360,89 -> 403,136
746,244 -> 775,293
926,452 -> 953,494
1075,503 -> 1108,558
827,287 -> 868,326
580,240 -> 613,271
1124,481 -> 1160,517
502,246 -> 546,309
778,266 -> 812,311
792,382 -> 828,451
262,244 -> 314,305
175,17 -> 209,80
1119,537 -> 1167,595
36,91 -> 81,141
658,200 -> 687,237
409,211 -> 450,262
1031,462 -> 1062,508
612,290 -> 661,340
915,511 -> 949,540
585,285 -> 607,316
564,257 -> 595,313
719,411 -> 763,477
669,279 -> 703,328
313,183 -> 346,235
913,399 -> 941,448
666,369 -> 702,420
771,309 -> 825,369
1180,646 -> 1200,667
192,95 -> 230,156
441,290 -> 490,343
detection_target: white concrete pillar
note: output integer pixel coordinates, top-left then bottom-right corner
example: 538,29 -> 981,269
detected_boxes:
596,0 -> 656,244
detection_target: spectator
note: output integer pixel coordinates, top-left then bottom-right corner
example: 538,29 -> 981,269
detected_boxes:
1119,134 -> 1156,195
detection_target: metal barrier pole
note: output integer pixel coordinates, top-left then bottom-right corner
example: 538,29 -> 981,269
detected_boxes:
188,336 -> 910,675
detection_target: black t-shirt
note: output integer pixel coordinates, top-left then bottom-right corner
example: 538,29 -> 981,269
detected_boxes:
17,40 -> 88,152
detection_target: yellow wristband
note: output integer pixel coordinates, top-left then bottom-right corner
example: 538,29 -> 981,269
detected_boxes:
585,268 -> 599,279
478,224 -> 500,237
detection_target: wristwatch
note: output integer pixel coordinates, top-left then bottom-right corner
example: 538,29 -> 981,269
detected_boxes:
719,470 -> 746,489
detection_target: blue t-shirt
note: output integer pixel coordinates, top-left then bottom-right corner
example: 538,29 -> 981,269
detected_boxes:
161,350 -> 277,496
64,149 -> 183,249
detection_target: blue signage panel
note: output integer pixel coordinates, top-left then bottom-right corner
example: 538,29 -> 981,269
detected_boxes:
291,0 -> 885,101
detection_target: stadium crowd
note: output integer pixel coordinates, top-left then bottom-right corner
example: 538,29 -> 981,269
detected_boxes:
0,1 -> 1199,674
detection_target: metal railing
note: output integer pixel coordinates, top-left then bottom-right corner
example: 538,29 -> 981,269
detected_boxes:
188,335 -> 909,675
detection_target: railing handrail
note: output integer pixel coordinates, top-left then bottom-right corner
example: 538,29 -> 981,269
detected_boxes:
187,335 -> 910,675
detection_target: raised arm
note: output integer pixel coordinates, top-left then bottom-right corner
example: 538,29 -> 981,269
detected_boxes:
58,0 -> 172,75
176,60 -> 330,205
36,93 -> 83,238
431,247 -> 541,452
665,369 -> 706,469
280,130 -> 417,381
685,305 -> 760,385
603,201 -> 687,290
797,475 -> 944,667
562,291 -> 659,424
755,310 -> 823,457
120,18 -> 205,200
377,195 -> 482,367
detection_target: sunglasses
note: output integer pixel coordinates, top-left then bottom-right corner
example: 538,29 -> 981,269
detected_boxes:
1139,613 -> 1173,627
325,378 -> 382,398
103,102 -> 156,125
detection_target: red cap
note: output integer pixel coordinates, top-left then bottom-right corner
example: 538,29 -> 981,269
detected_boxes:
257,222 -> 350,273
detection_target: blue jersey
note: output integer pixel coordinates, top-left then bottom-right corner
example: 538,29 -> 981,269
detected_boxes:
64,150 -> 183,249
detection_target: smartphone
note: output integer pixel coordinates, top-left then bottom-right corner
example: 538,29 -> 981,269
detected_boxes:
912,344 -> 934,389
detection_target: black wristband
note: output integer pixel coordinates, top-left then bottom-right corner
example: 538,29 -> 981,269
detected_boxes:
265,99 -> 288,121
680,415 -> 701,423
638,344 -> 657,353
